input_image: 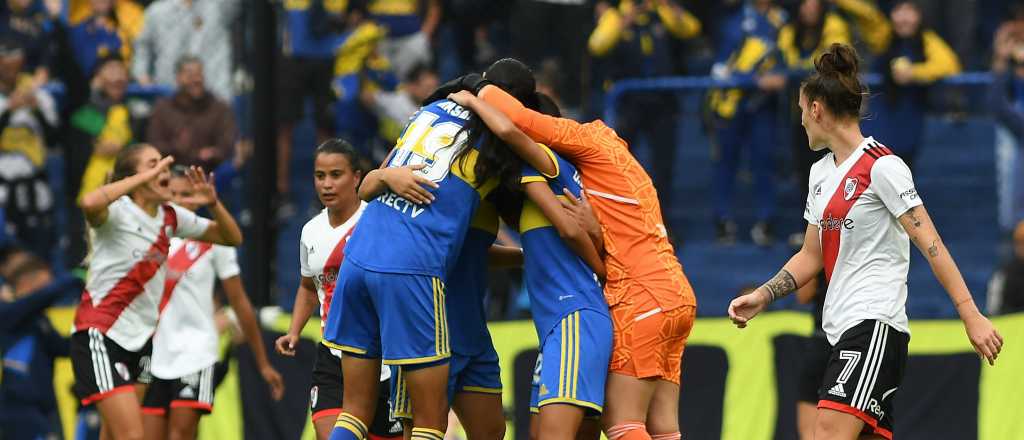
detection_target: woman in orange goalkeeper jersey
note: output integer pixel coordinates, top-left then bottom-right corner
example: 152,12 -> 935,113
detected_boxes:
448,59 -> 697,440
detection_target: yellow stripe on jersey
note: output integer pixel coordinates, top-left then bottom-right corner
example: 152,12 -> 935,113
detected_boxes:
559,316 -> 568,397
521,176 -> 548,184
433,278 -> 442,357
536,144 -> 560,179
519,200 -> 553,233
451,148 -> 500,198
572,312 -> 580,399
470,201 -> 500,235
439,278 -> 449,355
369,0 -> 417,15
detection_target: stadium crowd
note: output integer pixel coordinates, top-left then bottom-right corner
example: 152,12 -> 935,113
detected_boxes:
0,0 -> 1023,439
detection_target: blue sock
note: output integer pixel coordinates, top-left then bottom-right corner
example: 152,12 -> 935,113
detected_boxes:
328,412 -> 367,440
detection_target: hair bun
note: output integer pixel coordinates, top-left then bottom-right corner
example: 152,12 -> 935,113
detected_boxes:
815,43 -> 860,78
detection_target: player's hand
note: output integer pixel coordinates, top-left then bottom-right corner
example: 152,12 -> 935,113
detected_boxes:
727,289 -> 770,328
963,313 -> 1003,365
275,333 -> 298,356
381,164 -> 438,205
180,166 -> 220,207
560,188 -> 602,241
261,365 -> 286,400
140,155 -> 175,182
447,90 -> 476,107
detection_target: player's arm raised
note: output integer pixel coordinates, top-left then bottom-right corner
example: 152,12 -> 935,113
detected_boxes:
524,182 -> 606,281
448,90 -> 557,176
728,224 -> 824,328
898,205 -> 1004,365
179,166 -> 243,246
476,84 -> 604,162
80,155 -> 174,226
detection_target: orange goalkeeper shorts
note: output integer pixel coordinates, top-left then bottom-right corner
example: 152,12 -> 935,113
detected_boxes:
608,291 -> 696,384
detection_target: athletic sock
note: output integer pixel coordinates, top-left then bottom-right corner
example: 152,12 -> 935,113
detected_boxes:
410,427 -> 445,440
329,412 -> 368,440
606,422 -> 651,440
651,432 -> 681,440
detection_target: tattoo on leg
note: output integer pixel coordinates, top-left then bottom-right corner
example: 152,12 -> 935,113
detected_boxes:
762,269 -> 797,302
927,240 -> 939,258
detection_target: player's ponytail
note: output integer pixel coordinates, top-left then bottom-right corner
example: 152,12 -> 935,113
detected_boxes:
801,43 -> 866,119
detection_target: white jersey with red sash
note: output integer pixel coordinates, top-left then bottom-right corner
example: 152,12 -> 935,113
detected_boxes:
75,196 -> 210,351
299,202 -> 366,356
150,238 -> 241,379
804,137 -> 922,345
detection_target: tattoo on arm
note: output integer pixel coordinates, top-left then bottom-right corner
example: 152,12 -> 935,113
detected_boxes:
906,207 -> 922,228
762,269 -> 798,302
927,240 -> 939,258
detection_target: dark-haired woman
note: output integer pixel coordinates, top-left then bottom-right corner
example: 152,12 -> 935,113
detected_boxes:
728,44 -> 1002,440
776,6 -> 849,436
864,1 -> 960,171
471,60 -> 696,440
320,76 -> 529,440
71,144 -> 243,439
274,139 -> 402,440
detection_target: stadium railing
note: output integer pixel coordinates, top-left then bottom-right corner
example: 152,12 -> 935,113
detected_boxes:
602,71 -> 994,126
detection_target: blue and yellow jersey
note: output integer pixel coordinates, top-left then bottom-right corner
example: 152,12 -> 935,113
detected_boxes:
346,99 -> 499,278
519,150 -> 608,338
446,202 -> 498,356
282,0 -> 348,58
369,0 -> 421,37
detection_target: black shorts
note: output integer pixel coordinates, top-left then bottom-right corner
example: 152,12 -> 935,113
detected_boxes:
277,56 -> 336,129
310,343 -> 403,437
70,329 -> 151,405
798,334 -> 831,403
818,320 -> 909,440
141,364 -> 217,416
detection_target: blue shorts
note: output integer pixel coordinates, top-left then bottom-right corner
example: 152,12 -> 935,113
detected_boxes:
323,260 -> 451,365
529,309 -> 612,415
390,347 -> 503,419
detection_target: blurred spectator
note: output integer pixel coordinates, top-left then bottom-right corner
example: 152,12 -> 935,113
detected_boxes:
778,0 -> 849,245
987,220 -> 1024,315
0,0 -> 61,82
509,0 -> 590,109
0,152 -> 54,258
368,0 -> 440,79
915,0 -> 976,68
864,0 -> 959,171
990,19 -> 1024,229
0,251 -> 81,440
147,55 -> 237,171
132,0 -> 242,101
68,57 -> 147,202
68,0 -> 144,79
0,38 -> 57,168
332,8 -> 397,157
588,0 -> 701,203
831,0 -> 891,56
66,57 -> 148,264
707,0 -> 788,245
276,0 -> 355,195
360,62 -> 436,154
